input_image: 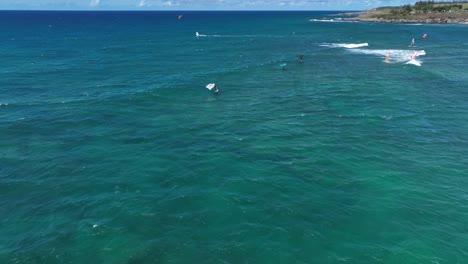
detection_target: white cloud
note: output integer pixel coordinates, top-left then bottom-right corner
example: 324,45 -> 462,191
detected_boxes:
240,0 -> 266,7
90,0 -> 100,7
162,1 -> 176,6
0,0 -> 413,11
282,1 -> 306,6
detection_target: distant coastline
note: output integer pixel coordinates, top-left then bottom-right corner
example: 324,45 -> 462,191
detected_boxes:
341,1 -> 468,24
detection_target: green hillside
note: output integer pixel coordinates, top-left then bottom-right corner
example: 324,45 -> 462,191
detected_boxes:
356,1 -> 468,23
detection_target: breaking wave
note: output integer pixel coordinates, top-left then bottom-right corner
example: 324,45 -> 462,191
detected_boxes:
349,49 -> 426,63
321,43 -> 369,49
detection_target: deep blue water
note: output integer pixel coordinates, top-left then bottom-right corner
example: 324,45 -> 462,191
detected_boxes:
1,11 -> 468,263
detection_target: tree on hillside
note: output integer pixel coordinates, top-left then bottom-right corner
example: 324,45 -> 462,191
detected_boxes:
414,1 -> 434,13
401,4 -> 413,14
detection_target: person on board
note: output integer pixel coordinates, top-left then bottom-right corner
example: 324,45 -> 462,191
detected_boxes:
206,83 -> 219,94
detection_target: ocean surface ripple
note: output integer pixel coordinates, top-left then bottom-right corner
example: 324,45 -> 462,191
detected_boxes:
1,11 -> 468,264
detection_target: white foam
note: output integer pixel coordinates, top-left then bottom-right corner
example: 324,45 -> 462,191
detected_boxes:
196,32 -> 221,37
348,48 -> 426,64
406,59 -> 421,66
310,19 -> 336,22
321,43 -> 369,49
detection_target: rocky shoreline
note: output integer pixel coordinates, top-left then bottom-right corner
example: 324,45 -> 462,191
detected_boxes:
341,10 -> 468,24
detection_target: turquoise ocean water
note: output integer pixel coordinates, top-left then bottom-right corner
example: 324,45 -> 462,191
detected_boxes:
1,11 -> 468,263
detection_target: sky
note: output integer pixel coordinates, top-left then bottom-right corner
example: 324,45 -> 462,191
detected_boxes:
1,0 -> 418,11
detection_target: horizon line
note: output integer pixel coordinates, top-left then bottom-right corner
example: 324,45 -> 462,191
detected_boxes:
0,9 -> 363,12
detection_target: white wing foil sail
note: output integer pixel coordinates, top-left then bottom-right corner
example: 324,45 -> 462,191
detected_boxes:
206,83 -> 216,90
